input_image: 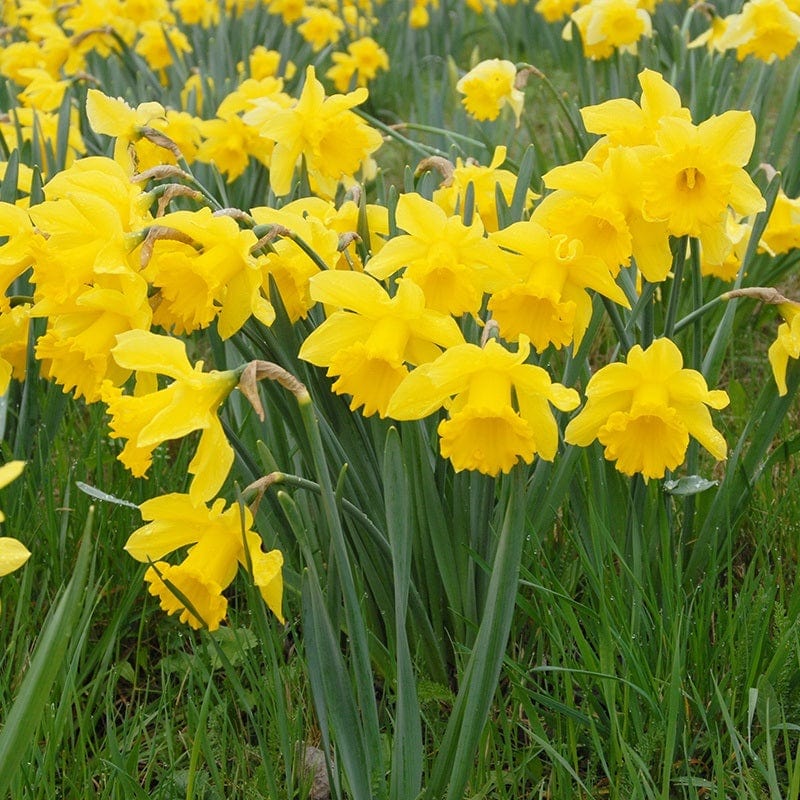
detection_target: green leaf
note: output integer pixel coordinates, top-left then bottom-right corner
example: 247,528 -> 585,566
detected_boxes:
384,428 -> 423,800
0,511 -> 94,799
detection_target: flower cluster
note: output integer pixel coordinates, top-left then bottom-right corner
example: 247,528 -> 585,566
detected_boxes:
0,0 -> 793,638
691,0 -> 800,63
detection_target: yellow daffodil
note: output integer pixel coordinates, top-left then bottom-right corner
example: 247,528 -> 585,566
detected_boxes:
387,336 -> 579,476
102,330 -> 239,504
488,219 -> 629,351
0,201 -> 41,310
455,59 -> 524,126
365,192 -> 510,316
146,207 -> 275,338
173,0 -> 221,26
717,0 -> 800,62
85,89 -> 166,169
0,306 -> 31,394
126,493 -> 283,630
0,106 -> 86,170
35,273 -> 153,402
532,189 -> 633,276
244,46 -> 292,80
16,67 -> 70,112
540,148 -> 673,281
761,189 -> 800,255
564,0 -> 652,60
700,212 -> 754,281
580,68 -> 691,152
768,301 -> 800,396
134,21 -> 192,75
326,38 -> 390,92
535,0 -> 578,22
196,113 -> 273,181
298,8 -> 345,52
641,111 -> 765,265
250,202 -> 341,322
245,65 -> 383,198
299,272 -> 465,418
565,338 -> 729,480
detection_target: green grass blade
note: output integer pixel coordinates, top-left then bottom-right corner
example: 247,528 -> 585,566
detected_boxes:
0,510 -> 94,799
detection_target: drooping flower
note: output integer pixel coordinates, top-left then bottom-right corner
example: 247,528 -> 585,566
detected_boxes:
564,337 -> 730,480
387,336 -> 579,475
250,201 -> 341,322
144,207 -> 275,338
456,59 -> 524,126
85,89 -> 167,170
102,330 -> 240,504
126,492 -> 283,631
299,271 -> 465,417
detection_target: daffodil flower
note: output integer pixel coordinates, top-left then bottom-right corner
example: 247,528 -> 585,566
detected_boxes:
455,59 -> 524,125
366,192 -> 510,317
565,338 -> 729,480
126,493 -> 283,630
299,271 -> 464,417
388,336 -> 579,476
768,302 -> 800,396
102,330 -> 239,504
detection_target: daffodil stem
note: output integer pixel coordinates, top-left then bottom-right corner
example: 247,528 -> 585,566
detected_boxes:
356,109 -> 449,159
664,235 -> 689,339
396,122 -> 488,150
602,296 -> 633,354
690,238 -> 703,372
673,296 -> 725,335
175,156 -> 225,211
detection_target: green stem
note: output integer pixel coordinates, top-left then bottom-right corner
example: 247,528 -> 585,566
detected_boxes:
663,235 -> 689,339
356,109 -> 449,158
602,296 -> 633,354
